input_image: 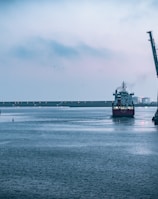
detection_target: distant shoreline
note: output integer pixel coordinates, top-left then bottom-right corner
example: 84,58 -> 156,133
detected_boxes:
0,101 -> 157,107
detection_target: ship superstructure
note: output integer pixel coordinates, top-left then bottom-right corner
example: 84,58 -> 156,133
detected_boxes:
112,82 -> 134,117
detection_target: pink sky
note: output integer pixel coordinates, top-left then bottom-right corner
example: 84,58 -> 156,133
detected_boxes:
0,0 -> 158,101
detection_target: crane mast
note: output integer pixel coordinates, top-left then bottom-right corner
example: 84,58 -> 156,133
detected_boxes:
147,31 -> 158,124
147,31 -> 158,77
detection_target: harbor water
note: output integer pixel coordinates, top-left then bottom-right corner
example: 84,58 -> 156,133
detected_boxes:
0,107 -> 158,199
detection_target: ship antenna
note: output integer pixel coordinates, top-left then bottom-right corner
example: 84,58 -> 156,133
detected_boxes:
122,81 -> 126,91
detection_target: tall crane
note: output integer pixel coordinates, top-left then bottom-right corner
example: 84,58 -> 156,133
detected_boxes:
147,31 -> 158,124
147,31 -> 158,77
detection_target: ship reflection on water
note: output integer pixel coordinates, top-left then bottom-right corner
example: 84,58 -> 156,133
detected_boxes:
112,117 -> 135,126
111,117 -> 135,132
111,116 -> 156,133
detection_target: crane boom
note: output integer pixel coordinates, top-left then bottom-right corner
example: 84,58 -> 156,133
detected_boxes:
147,31 -> 158,77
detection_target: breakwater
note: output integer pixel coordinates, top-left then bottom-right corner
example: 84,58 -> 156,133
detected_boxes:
0,101 -> 112,107
0,101 -> 157,107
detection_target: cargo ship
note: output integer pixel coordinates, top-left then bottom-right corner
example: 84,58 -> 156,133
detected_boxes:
112,82 -> 135,117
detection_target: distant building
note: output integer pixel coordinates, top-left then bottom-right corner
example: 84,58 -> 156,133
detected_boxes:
133,97 -> 142,104
142,97 -> 150,104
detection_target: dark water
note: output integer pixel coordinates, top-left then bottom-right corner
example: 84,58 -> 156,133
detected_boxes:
0,107 -> 158,199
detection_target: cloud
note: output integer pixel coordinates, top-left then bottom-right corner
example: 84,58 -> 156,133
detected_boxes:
49,41 -> 78,58
0,0 -> 158,100
1,37 -> 113,67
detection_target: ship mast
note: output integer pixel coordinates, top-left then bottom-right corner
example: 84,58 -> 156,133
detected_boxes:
147,31 -> 158,77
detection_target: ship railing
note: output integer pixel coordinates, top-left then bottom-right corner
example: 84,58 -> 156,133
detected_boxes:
113,106 -> 134,110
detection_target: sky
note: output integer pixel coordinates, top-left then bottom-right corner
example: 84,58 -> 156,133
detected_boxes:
0,0 -> 158,101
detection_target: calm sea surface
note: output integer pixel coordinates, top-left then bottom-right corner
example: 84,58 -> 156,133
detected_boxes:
0,107 -> 158,199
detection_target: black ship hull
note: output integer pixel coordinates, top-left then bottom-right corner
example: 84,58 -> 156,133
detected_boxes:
112,107 -> 134,117
152,109 -> 158,125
